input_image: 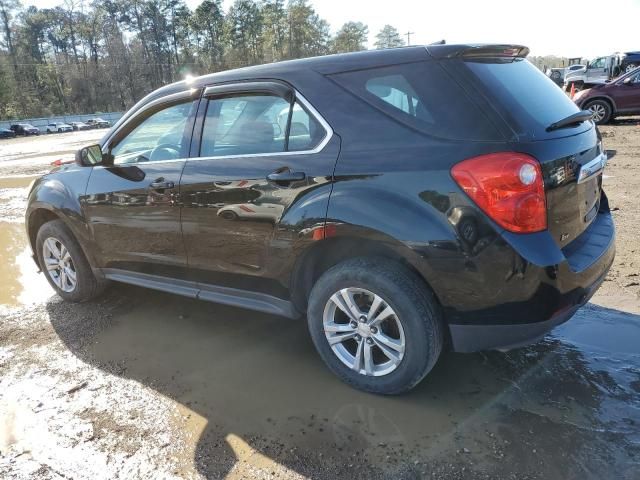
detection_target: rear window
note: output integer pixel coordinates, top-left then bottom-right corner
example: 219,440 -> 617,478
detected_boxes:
462,58 -> 582,136
329,61 -> 502,141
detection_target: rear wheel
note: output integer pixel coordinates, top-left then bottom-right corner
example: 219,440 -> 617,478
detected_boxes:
307,257 -> 443,394
585,99 -> 612,124
625,63 -> 638,73
36,219 -> 106,302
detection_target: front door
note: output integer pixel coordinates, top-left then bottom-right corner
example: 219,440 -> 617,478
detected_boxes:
614,70 -> 640,111
180,83 -> 338,298
586,57 -> 607,82
82,94 -> 198,279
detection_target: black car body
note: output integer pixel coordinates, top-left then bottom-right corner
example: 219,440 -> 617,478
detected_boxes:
0,128 -> 16,139
26,44 -> 615,393
10,123 -> 39,135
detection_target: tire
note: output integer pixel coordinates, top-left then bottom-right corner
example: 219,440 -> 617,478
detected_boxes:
220,210 -> 238,220
307,257 -> 444,395
585,99 -> 612,125
625,63 -> 638,74
36,219 -> 106,302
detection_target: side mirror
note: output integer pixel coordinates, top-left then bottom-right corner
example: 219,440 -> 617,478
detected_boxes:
623,77 -> 632,85
75,144 -> 104,166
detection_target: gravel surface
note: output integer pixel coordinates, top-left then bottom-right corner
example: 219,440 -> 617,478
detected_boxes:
0,120 -> 639,479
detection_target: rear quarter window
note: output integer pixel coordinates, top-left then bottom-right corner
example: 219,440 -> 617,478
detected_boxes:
328,61 -> 503,141
461,58 -> 584,138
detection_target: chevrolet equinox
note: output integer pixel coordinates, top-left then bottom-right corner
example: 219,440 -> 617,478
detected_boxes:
26,44 -> 615,394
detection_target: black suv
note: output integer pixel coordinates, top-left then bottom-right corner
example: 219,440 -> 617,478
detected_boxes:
85,118 -> 111,129
26,45 -> 615,394
10,123 -> 40,135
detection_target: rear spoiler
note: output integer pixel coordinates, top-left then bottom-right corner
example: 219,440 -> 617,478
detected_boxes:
426,44 -> 530,59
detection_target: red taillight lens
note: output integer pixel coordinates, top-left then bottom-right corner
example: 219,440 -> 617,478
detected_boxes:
451,152 -> 547,233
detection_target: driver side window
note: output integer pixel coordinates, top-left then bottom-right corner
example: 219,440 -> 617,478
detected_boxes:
111,101 -> 193,165
590,58 -> 605,69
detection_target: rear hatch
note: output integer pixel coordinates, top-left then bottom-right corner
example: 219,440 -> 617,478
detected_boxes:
442,52 -> 604,247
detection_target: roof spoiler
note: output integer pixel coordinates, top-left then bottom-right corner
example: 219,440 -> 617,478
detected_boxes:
426,44 -> 530,59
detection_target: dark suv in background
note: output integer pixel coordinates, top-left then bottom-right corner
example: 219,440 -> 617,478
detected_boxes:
10,123 -> 40,135
26,44 -> 614,394
573,66 -> 640,124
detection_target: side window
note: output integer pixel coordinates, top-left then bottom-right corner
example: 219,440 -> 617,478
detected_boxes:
199,94 -> 325,157
110,101 -> 192,165
365,74 -> 432,122
330,61 -> 500,140
286,102 -> 325,152
590,58 -> 605,69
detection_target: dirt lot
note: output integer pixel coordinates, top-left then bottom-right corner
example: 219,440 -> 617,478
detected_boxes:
0,122 -> 639,480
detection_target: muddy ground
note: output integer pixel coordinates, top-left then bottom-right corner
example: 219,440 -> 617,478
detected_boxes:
0,122 -> 639,479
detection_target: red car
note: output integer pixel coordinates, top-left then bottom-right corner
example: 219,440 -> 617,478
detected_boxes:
574,66 -> 640,124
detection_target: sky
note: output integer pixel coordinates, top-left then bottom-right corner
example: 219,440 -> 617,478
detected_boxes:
21,0 -> 640,58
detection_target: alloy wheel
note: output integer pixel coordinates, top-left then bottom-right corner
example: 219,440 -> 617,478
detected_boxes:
589,104 -> 607,123
322,287 -> 405,377
42,236 -> 77,292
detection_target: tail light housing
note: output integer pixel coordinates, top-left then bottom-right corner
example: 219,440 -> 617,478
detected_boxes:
451,152 -> 547,233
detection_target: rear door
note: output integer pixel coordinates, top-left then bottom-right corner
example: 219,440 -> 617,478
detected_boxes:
82,90 -> 199,279
180,82 -> 338,296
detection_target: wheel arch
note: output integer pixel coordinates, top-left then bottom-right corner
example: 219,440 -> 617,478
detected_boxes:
289,233 -> 443,315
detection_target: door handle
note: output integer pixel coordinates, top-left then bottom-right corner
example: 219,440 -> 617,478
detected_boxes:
266,170 -> 306,183
149,178 -> 175,190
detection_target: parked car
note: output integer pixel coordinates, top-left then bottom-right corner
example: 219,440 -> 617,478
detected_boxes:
621,51 -> 640,73
26,44 -> 614,394
9,123 -> 39,135
86,118 -> 110,128
46,122 -> 73,133
573,66 -> 640,124
0,128 -> 16,139
70,121 -> 90,131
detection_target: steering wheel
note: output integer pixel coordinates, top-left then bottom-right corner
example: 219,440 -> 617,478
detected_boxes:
148,143 -> 181,162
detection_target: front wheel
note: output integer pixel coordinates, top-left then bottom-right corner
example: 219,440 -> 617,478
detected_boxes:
585,99 -> 612,124
625,63 -> 638,73
36,219 -> 106,302
307,257 -> 443,394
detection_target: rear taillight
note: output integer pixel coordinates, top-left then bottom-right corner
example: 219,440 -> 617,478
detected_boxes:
451,152 -> 547,233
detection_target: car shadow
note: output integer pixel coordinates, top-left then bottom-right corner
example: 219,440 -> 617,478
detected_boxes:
46,284 -> 640,479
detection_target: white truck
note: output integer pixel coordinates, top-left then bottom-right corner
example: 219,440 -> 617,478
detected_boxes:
565,52 -> 640,90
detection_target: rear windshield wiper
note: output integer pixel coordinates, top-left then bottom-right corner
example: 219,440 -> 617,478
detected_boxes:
546,110 -> 593,132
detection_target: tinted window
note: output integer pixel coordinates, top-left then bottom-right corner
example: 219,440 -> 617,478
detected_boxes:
463,58 -> 581,136
329,61 -> 501,140
110,101 -> 192,165
199,95 -> 324,157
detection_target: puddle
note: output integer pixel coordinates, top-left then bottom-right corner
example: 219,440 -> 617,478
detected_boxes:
0,222 -> 51,306
0,175 -> 36,189
46,286 -> 638,478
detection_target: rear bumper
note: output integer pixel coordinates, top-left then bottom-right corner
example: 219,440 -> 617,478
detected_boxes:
448,210 -> 615,352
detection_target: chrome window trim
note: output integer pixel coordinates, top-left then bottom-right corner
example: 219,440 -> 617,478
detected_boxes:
96,87 -> 333,169
192,90 -> 333,161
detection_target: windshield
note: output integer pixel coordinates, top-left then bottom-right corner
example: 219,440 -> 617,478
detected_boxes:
462,58 -> 585,138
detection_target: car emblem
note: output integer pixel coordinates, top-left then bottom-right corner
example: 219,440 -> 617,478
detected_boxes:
577,153 -> 607,184
560,233 -> 569,241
